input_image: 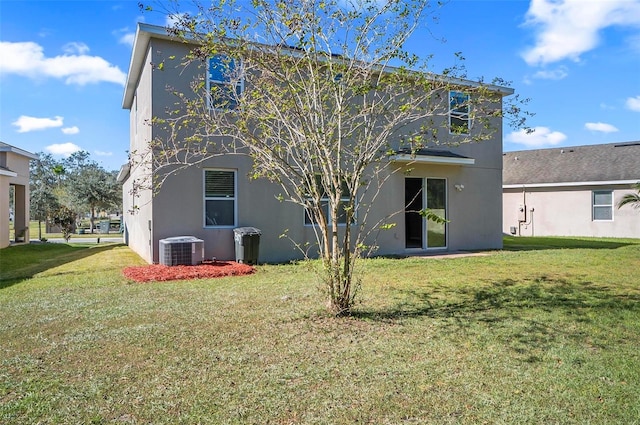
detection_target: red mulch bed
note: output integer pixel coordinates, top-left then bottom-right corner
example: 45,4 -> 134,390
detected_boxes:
123,261 -> 255,283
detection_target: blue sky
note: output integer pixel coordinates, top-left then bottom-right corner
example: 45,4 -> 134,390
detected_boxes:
1,0 -> 639,172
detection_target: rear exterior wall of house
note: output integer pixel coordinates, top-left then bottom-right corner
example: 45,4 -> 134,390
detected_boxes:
503,185 -> 640,238
121,32 -> 506,263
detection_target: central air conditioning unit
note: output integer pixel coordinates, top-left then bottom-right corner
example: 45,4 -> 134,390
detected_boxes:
159,236 -> 204,266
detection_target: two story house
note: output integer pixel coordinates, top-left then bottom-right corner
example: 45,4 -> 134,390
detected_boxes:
118,23 -> 515,264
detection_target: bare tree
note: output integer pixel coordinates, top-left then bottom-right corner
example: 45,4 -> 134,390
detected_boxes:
138,0 -> 529,314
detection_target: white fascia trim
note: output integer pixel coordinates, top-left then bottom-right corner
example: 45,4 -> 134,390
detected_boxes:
391,154 -> 475,165
123,23 -> 174,109
116,163 -> 131,183
503,180 -> 639,189
0,169 -> 18,177
0,144 -> 38,160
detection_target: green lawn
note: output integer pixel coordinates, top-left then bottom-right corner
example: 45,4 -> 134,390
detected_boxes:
1,237 -> 639,424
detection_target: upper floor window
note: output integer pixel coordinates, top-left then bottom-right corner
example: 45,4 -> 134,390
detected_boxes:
449,91 -> 470,134
593,190 -> 613,221
204,169 -> 236,227
208,55 -> 243,110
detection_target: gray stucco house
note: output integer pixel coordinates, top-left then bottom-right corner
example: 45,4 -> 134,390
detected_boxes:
118,23 -> 515,264
503,141 -> 640,238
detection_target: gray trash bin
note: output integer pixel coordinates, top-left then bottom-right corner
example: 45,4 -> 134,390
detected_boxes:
233,227 -> 261,265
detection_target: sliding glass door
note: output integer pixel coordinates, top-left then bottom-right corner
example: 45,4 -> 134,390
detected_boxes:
405,178 -> 447,249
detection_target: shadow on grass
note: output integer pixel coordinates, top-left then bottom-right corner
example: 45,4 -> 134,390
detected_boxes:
0,242 -> 123,290
353,276 -> 640,359
502,235 -> 639,251
355,276 -> 640,321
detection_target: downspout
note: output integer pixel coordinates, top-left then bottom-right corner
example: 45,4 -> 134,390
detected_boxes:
518,185 -> 535,236
518,185 -> 526,236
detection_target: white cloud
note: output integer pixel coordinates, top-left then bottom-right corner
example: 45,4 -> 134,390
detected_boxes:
114,27 -> 136,47
61,126 -> 80,135
46,142 -> 82,157
532,66 -> 568,80
0,41 -> 126,85
62,42 -> 90,55
522,0 -> 640,66
95,150 -> 113,157
506,126 -> 568,148
626,95 -> 640,112
585,122 -> 619,133
12,115 -> 63,133
119,32 -> 135,47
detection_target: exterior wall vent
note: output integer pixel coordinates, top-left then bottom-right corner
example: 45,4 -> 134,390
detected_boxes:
159,236 -> 204,266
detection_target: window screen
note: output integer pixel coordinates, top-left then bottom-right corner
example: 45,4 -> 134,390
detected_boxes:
593,190 -> 613,221
204,170 -> 235,226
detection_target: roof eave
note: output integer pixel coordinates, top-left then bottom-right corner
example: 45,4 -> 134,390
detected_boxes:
116,163 -> 131,183
0,143 -> 38,160
391,154 -> 475,165
122,23 -> 176,110
503,180 -> 639,189
0,168 -> 18,177
121,23 -> 515,109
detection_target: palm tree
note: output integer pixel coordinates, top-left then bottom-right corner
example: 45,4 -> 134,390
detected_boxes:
52,164 -> 65,187
618,182 -> 640,209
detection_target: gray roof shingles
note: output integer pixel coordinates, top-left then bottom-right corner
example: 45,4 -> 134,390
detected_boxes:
503,141 -> 640,185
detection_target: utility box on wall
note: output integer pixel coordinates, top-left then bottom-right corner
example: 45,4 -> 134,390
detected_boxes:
518,204 -> 527,222
159,236 -> 204,266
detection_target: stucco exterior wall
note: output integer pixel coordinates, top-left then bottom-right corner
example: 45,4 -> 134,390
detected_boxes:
121,43 -> 155,262
0,175 -> 11,249
503,185 -> 640,238
150,154 -> 313,263
121,28 -> 507,263
146,147 -> 503,264
0,150 -> 34,248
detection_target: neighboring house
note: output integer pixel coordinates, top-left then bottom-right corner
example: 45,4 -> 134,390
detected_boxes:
503,141 -> 640,238
118,23 -> 515,264
0,142 -> 38,248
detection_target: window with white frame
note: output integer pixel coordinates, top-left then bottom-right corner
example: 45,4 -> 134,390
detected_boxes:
204,170 -> 236,227
592,190 -> 613,221
208,55 -> 243,110
449,90 -> 470,134
304,176 -> 354,226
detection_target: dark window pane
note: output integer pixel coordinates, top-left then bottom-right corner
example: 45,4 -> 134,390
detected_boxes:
450,91 -> 470,134
426,178 -> 446,248
426,179 -> 446,209
205,200 -> 235,226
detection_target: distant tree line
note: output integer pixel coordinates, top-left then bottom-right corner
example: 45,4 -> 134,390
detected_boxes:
30,151 -> 121,241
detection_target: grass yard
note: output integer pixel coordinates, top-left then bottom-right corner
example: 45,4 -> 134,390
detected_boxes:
1,237 -> 639,424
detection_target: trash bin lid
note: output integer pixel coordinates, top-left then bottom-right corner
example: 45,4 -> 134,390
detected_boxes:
233,227 -> 261,235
